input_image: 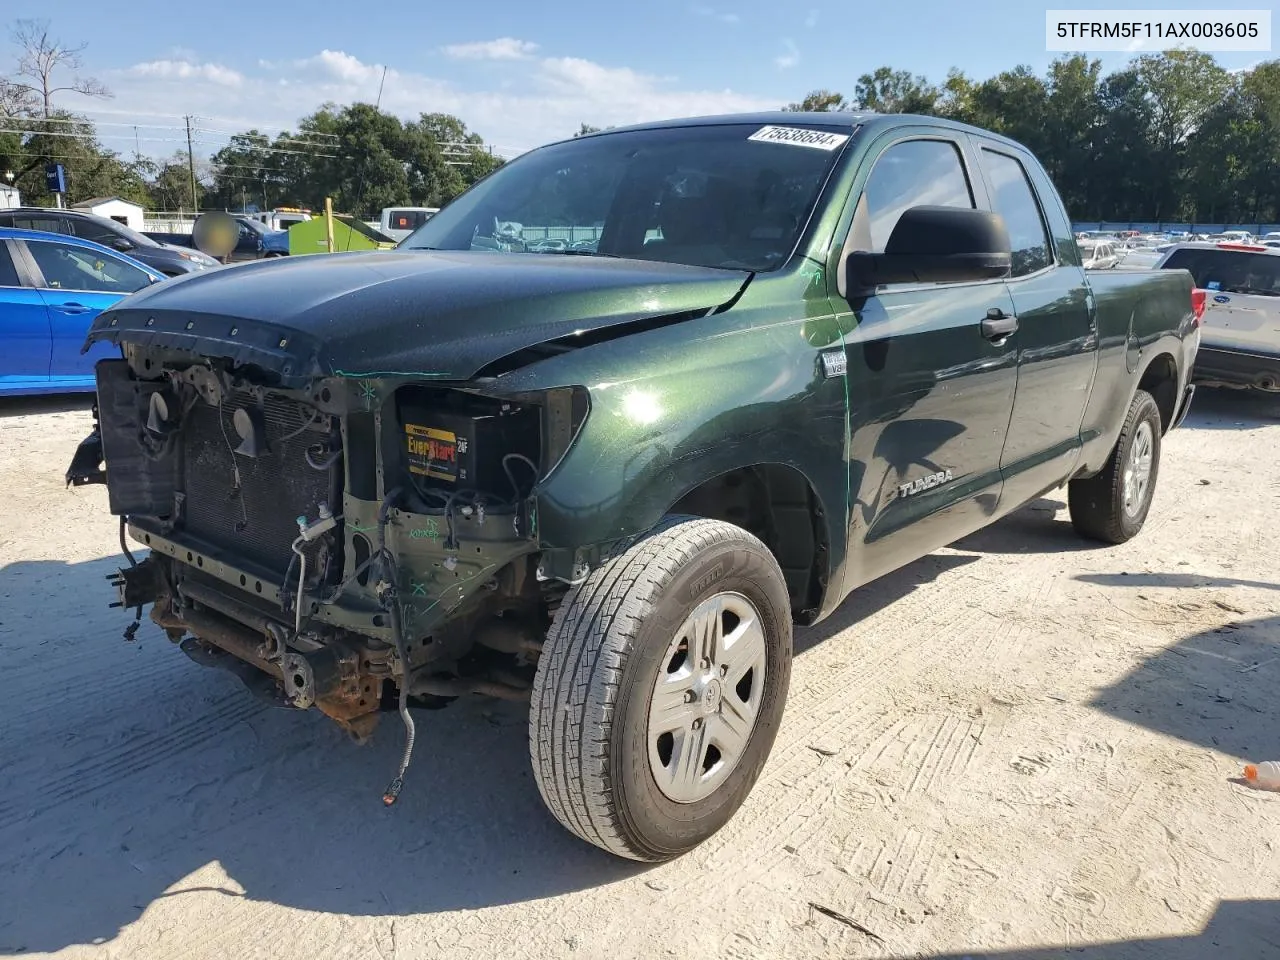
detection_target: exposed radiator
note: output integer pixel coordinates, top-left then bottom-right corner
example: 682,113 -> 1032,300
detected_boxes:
180,392 -> 340,575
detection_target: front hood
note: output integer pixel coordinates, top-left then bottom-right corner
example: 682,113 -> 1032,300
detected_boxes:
86,250 -> 749,383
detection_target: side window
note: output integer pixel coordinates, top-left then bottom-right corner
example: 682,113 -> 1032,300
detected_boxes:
15,215 -> 67,235
0,244 -> 20,286
980,149 -> 1052,277
70,217 -> 121,245
25,240 -> 152,293
852,139 -> 974,253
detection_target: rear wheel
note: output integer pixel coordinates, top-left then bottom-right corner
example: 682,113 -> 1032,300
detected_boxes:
1069,389 -> 1162,544
529,516 -> 792,861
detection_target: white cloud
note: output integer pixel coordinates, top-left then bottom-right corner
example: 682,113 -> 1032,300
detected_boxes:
293,50 -> 387,84
442,38 -> 539,61
691,5 -> 741,24
127,59 -> 244,87
775,39 -> 799,70
804,9 -> 819,28
75,49 -> 781,159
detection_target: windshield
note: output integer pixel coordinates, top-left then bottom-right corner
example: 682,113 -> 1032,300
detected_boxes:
1079,243 -> 1098,258
401,123 -> 851,272
238,218 -> 268,236
1162,248 -> 1280,297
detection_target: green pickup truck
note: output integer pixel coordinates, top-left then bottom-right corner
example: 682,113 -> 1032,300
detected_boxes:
68,112 -> 1201,862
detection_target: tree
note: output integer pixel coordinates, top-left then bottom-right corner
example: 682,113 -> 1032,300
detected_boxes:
853,67 -> 939,113
1134,50 -> 1233,219
1042,55 -> 1103,216
6,111 -> 147,206
784,90 -> 849,112
149,151 -> 204,211
6,19 -> 109,117
574,123 -> 602,136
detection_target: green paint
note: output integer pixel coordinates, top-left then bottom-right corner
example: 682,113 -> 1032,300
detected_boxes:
334,369 -> 451,379
410,581 -> 428,597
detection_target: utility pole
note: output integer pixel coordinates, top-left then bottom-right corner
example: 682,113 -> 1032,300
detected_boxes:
184,115 -> 199,213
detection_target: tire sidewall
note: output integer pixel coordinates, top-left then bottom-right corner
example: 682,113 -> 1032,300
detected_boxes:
611,528 -> 792,859
1118,394 -> 1162,538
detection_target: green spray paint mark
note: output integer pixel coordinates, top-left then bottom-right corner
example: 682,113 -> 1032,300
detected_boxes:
358,380 -> 378,406
348,520 -> 376,534
410,580 -> 428,597
335,369 -> 451,379
406,517 -> 441,540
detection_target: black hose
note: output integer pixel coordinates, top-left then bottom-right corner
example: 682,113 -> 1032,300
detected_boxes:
119,516 -> 142,641
119,515 -> 138,568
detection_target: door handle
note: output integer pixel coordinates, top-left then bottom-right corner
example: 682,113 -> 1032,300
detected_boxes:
52,302 -> 90,314
980,308 -> 1018,341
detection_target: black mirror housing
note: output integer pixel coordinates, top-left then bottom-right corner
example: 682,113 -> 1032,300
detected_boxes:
111,237 -> 134,251
846,206 -> 1012,293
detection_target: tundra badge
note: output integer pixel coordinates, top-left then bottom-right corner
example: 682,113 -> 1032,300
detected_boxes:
898,469 -> 953,498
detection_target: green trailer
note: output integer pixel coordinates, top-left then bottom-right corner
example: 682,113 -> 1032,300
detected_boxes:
288,215 -> 396,255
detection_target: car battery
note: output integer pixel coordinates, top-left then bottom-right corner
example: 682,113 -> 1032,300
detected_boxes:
399,392 -> 540,495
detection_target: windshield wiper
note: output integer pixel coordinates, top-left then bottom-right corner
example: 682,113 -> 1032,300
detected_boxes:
543,248 -> 617,258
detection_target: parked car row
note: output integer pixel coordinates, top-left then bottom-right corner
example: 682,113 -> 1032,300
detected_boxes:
145,215 -> 290,260
0,207 -> 220,276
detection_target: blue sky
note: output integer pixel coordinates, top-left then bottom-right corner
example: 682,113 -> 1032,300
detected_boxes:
29,0 -> 1274,159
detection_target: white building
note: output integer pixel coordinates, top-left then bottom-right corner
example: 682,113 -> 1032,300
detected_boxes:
69,196 -> 145,230
0,184 -> 19,210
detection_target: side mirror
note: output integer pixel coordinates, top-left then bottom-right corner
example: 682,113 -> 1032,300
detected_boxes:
846,206 -> 1011,294
111,237 -> 134,252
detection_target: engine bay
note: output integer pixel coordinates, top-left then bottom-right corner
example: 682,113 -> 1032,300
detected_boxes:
70,349 -> 587,766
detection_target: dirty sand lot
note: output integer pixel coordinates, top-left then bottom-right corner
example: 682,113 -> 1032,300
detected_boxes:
0,392 -> 1277,960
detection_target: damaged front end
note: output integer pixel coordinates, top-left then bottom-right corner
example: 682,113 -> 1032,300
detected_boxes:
72,343 -> 587,796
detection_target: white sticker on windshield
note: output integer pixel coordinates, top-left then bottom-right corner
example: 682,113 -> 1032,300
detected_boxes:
747,125 -> 850,151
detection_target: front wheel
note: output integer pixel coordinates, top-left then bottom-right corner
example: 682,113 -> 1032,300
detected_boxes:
1069,388 -> 1163,543
529,516 -> 792,861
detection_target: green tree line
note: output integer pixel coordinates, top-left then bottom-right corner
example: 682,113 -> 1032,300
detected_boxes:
786,52 -> 1280,224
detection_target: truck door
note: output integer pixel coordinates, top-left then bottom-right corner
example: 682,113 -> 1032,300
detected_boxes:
827,132 -> 1020,592
972,143 -> 1098,505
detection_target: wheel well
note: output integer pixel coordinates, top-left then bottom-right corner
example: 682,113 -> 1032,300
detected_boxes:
669,464 -> 829,624
1138,353 -> 1178,433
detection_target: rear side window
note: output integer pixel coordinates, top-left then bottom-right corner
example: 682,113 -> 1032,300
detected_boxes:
70,217 -> 122,245
1161,249 -> 1280,297
981,149 -> 1052,277
14,215 -> 66,235
387,210 -> 429,231
856,140 -> 974,252
0,244 -> 20,286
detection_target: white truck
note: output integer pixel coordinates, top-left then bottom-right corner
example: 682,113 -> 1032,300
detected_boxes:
248,209 -> 312,232
378,207 -> 440,242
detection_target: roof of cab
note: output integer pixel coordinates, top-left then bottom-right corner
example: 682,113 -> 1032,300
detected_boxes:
551,111 -> 1034,154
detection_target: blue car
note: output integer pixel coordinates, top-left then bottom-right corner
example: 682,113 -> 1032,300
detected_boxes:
0,227 -> 164,396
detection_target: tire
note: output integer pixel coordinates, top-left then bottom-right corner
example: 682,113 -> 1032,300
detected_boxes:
529,516 -> 792,861
1069,389 -> 1162,544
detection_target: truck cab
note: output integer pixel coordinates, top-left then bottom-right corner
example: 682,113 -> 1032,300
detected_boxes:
69,112 -> 1200,864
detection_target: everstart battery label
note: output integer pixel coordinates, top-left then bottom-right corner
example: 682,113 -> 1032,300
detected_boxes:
405,424 -> 458,481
